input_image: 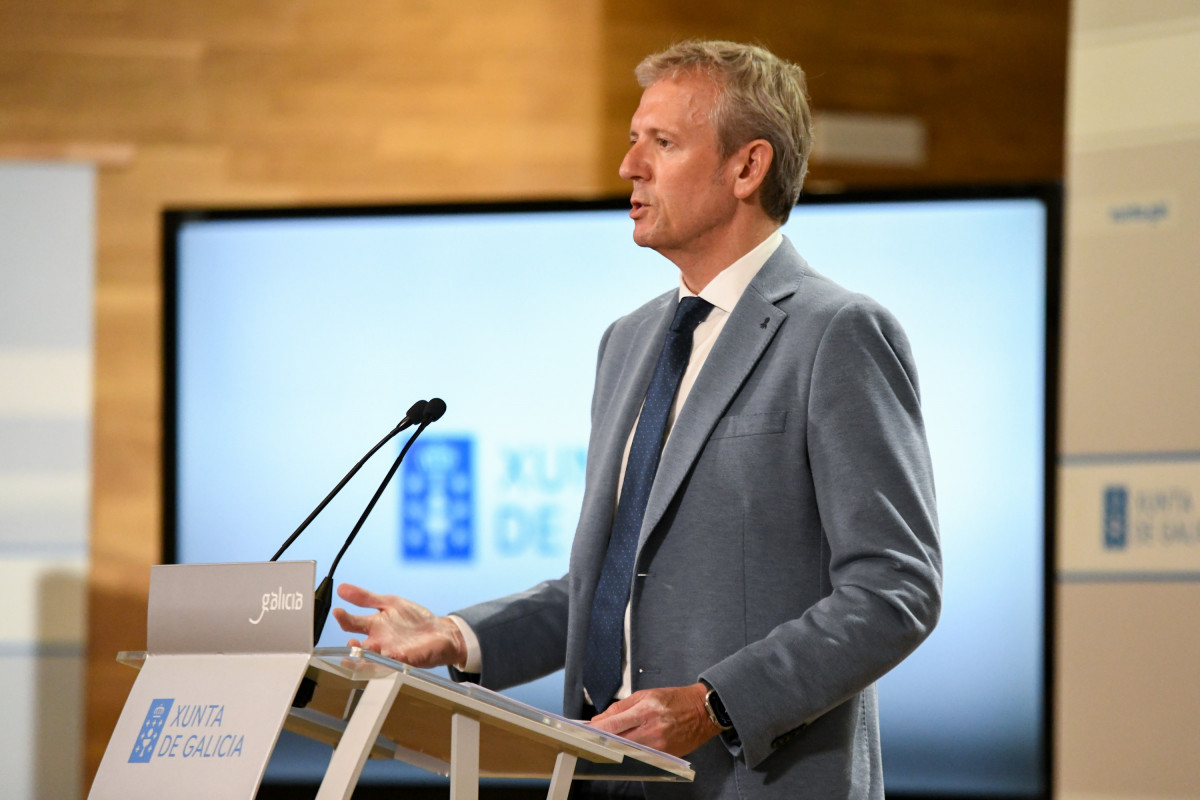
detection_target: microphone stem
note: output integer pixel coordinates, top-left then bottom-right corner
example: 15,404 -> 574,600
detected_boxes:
312,420 -> 431,643
270,422 -> 404,562
327,420 -> 430,580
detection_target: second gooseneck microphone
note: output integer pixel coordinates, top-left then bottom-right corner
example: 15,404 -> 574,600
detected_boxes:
270,399 -> 431,563
310,398 -> 447,643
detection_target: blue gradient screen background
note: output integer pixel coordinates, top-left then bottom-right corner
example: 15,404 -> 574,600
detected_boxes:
171,196 -> 1049,795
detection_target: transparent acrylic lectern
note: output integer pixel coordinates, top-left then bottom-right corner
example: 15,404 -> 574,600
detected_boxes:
90,563 -> 692,800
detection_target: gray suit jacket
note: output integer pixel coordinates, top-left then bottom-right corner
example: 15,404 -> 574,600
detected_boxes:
454,238 -> 942,800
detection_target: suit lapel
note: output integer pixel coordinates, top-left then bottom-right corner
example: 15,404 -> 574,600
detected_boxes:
635,241 -> 805,553
574,293 -> 675,583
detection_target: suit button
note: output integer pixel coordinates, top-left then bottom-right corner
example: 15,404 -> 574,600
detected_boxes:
770,724 -> 807,749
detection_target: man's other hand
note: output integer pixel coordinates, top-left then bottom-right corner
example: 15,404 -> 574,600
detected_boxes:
587,683 -> 721,757
332,582 -> 466,668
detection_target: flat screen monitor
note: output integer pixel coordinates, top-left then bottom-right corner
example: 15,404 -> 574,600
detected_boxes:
163,186 -> 1059,798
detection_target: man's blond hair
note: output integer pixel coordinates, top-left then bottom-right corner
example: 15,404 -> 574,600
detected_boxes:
635,40 -> 813,223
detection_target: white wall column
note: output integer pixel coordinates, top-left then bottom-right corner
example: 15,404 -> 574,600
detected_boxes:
0,162 -> 95,800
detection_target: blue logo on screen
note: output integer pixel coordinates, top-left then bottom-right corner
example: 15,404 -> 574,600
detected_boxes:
1103,486 -> 1128,550
129,698 -> 173,763
402,437 -> 474,561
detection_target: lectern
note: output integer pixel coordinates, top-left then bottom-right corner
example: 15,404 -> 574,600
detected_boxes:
89,562 -> 693,800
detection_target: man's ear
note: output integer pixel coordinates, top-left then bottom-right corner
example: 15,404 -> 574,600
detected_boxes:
731,139 -> 774,201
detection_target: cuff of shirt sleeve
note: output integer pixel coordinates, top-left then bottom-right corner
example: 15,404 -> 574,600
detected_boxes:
447,614 -> 482,673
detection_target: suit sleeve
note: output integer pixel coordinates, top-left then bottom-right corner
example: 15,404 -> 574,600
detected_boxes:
698,297 -> 942,768
450,575 -> 571,689
448,320 -> 620,690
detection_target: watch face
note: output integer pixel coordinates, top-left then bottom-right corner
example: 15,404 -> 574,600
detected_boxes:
706,689 -> 733,729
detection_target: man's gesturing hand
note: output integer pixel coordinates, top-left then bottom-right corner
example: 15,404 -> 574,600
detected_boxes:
587,683 -> 722,757
332,582 -> 466,669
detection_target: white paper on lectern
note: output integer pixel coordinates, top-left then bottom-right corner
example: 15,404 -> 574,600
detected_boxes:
89,653 -> 310,800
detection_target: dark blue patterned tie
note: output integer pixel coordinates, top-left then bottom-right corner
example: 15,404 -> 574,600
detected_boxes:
583,296 -> 714,710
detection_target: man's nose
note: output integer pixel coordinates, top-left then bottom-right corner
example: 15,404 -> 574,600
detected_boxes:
618,142 -> 647,182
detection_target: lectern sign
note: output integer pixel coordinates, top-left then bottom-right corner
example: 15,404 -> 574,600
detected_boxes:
92,652 -> 309,797
89,562 -> 315,800
147,561 -> 316,654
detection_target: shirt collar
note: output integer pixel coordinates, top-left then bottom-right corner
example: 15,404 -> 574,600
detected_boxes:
678,229 -> 783,313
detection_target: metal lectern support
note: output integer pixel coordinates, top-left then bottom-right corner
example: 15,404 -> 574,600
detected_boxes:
315,671 -> 403,800
548,752 -> 579,800
450,713 -> 481,800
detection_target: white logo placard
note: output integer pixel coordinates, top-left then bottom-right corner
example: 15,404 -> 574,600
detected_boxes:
147,561 -> 315,654
1059,455 -> 1200,577
90,652 -> 310,799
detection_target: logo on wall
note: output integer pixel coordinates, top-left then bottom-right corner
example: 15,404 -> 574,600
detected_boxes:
401,437 -> 474,561
1103,485 -> 1129,550
129,698 -> 174,763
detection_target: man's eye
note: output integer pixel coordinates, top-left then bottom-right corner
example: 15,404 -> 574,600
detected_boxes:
657,138 -> 671,148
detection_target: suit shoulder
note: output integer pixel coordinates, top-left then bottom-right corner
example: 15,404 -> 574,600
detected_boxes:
781,266 -> 902,332
758,239 -> 896,324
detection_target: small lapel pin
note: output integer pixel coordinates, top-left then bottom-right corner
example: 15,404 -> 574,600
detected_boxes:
760,317 -> 769,329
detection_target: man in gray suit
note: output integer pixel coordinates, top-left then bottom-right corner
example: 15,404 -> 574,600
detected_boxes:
335,40 -> 941,800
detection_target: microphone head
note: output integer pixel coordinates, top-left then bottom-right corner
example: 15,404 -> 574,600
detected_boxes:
423,397 -> 446,423
403,399 -> 428,424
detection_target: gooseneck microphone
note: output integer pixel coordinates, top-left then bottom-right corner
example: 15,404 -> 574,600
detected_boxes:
270,399 -> 429,563
310,398 -> 447,643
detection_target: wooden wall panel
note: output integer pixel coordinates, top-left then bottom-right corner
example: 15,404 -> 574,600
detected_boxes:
3,0 -> 608,786
597,0 -> 1069,191
0,0 -> 1067,792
